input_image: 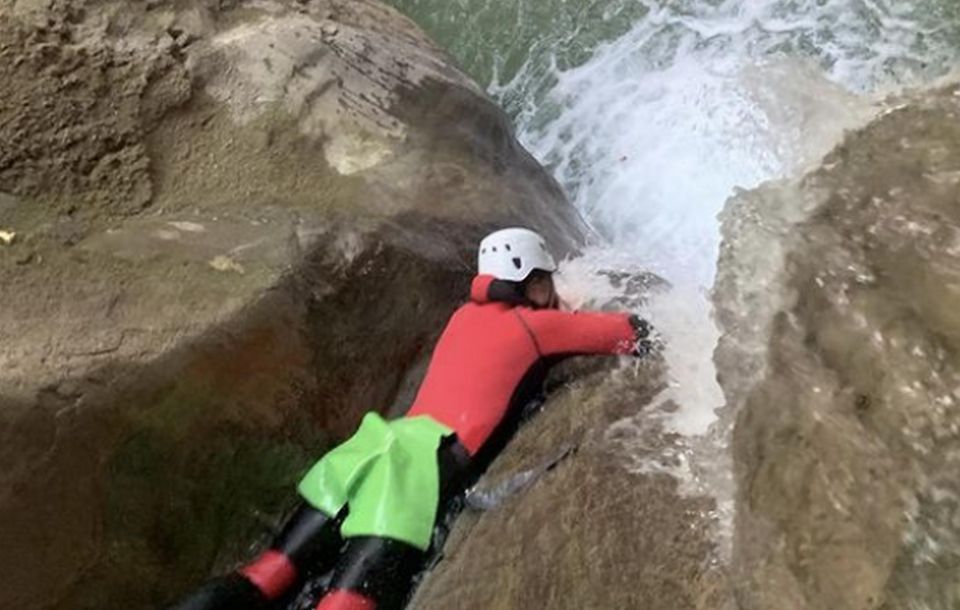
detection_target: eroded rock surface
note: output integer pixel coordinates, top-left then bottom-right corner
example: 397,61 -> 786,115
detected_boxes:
409,342 -> 733,610
715,85 -> 960,610
0,1 -> 583,608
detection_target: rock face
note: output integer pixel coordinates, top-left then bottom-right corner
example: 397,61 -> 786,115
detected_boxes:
714,85 -> 960,610
409,312 -> 733,610
0,1 -> 584,609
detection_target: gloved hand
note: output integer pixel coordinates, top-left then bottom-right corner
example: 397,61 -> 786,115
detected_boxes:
628,315 -> 654,357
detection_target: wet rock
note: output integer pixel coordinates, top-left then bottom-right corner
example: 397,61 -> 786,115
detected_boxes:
0,1 -> 583,609
715,84 -> 960,610
410,351 -> 734,610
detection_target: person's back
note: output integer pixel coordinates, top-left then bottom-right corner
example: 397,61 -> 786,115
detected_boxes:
409,300 -> 538,454
409,277 -> 639,456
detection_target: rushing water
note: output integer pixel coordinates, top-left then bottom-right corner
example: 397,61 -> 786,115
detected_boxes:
387,0 -> 960,589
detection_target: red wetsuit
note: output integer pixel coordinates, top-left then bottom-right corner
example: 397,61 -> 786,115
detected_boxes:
178,274 -> 641,610
407,275 -> 637,455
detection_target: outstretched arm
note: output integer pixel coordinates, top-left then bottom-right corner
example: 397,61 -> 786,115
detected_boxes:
517,308 -> 651,357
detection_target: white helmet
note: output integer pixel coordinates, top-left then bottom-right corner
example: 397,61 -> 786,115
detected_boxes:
477,227 -> 557,282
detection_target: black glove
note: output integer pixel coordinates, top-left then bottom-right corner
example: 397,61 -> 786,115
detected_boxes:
628,315 -> 654,357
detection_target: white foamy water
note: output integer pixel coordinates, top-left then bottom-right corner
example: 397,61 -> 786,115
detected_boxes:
488,0 -> 960,555
497,0 -> 959,440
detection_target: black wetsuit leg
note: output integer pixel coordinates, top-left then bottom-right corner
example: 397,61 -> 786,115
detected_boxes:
312,436 -> 472,610
318,536 -> 426,610
271,503 -> 346,573
167,504 -> 344,610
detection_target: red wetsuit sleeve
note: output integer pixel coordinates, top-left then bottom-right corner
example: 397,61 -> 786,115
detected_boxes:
518,308 -> 636,356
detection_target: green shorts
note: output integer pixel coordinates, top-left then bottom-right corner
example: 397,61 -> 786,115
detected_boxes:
297,412 -> 453,551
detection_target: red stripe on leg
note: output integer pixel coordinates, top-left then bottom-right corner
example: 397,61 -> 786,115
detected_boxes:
240,550 -> 298,600
315,589 -> 377,610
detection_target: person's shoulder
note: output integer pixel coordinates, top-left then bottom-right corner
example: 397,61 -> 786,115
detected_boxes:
455,299 -> 513,317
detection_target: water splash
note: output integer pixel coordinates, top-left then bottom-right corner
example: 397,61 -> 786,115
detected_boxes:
508,0 -> 959,286
501,0 -> 959,442
506,0 -> 960,556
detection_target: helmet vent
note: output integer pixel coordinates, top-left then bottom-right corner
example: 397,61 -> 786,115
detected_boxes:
505,244 -> 511,251
512,257 -> 522,270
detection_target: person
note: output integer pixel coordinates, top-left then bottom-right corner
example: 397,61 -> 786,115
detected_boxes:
169,227 -> 652,610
